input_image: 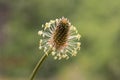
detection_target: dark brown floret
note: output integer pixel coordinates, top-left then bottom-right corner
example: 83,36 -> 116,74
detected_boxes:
53,18 -> 70,50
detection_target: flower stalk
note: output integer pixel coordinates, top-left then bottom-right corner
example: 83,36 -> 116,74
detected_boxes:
29,48 -> 52,80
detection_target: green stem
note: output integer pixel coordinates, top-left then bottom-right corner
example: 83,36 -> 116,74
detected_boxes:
29,48 -> 52,80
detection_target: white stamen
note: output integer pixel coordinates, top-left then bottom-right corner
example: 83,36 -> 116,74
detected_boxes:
38,31 -> 43,36
52,51 -> 56,56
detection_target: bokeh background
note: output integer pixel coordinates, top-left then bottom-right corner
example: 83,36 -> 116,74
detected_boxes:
0,0 -> 120,80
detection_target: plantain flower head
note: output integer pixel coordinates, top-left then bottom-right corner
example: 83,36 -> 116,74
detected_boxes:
38,17 -> 81,60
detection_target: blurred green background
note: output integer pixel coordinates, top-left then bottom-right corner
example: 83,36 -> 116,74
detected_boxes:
0,0 -> 120,80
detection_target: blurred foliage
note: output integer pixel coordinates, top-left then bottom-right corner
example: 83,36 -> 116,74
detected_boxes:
0,0 -> 120,80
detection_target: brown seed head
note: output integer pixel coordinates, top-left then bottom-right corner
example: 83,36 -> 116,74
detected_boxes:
52,18 -> 70,50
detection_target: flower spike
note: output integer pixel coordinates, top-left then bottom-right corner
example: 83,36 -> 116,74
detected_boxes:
38,17 -> 81,60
